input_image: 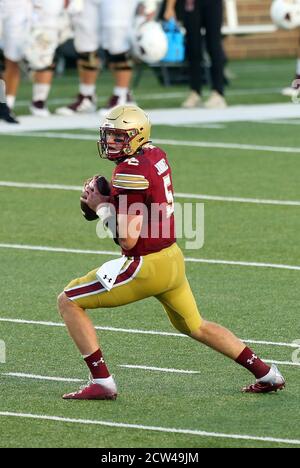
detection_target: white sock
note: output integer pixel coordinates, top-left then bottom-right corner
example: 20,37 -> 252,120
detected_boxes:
33,83 -> 50,102
113,86 -> 128,99
6,95 -> 16,109
93,375 -> 116,390
79,83 -> 96,97
296,59 -> 300,76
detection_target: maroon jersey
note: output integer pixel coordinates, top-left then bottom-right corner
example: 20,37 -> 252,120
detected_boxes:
110,145 -> 176,257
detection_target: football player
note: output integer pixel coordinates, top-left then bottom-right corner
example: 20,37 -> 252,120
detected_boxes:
281,39 -> 300,98
270,0 -> 300,98
56,0 -> 161,116
0,0 -> 32,123
58,105 -> 285,399
26,0 -> 74,117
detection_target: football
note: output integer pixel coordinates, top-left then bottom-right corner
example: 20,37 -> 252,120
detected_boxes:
80,175 -> 111,221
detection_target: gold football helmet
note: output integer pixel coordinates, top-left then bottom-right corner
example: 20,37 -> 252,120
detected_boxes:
98,105 -> 151,160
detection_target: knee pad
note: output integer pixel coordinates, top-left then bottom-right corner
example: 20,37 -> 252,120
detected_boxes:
106,51 -> 133,71
33,63 -> 55,72
78,51 -> 100,72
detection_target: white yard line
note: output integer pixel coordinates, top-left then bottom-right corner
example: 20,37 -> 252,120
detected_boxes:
185,257 -> 300,271
0,243 -> 119,257
0,317 -> 298,349
118,365 -> 199,374
0,411 -> 298,446
5,130 -> 300,154
1,180 -> 299,206
175,192 -> 300,207
14,131 -> 95,140
178,124 -> 226,129
257,119 -> 300,126
154,138 -> 300,154
263,360 -> 300,367
2,366 -> 200,382
0,181 -> 81,191
1,373 -> 83,383
0,242 -> 299,272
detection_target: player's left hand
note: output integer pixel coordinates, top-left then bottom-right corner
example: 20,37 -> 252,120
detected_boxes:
80,177 -> 110,212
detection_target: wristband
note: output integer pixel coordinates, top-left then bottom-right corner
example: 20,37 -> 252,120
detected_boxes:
96,204 -> 112,223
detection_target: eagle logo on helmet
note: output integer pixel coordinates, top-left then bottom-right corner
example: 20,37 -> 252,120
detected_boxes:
98,105 -> 151,161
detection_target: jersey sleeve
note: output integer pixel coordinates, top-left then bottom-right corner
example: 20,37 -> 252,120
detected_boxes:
111,159 -> 150,214
112,172 -> 149,192
112,158 -> 150,192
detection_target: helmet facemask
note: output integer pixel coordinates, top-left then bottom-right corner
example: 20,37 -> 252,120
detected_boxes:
98,127 -> 141,160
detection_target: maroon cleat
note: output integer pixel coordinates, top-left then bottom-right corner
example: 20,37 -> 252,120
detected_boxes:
63,379 -> 117,400
56,94 -> 96,116
103,92 -> 135,111
242,365 -> 285,394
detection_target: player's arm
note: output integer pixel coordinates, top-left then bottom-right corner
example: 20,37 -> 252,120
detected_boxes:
117,213 -> 143,251
111,162 -> 150,249
163,0 -> 177,20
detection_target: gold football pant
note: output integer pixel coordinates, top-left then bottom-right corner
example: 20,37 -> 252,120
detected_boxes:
64,243 -> 202,335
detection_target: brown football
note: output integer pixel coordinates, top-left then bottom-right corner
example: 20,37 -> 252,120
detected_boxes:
81,175 -> 111,221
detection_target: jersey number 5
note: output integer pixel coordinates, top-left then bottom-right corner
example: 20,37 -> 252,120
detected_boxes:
163,174 -> 175,218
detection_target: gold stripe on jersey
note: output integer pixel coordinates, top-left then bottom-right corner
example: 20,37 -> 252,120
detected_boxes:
113,173 -> 149,190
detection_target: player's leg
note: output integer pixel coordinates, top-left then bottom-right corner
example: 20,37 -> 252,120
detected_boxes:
191,322 -> 285,393
157,275 -> 285,393
102,49 -> 135,110
1,2 -> 31,122
282,38 -> 300,97
3,58 -> 20,111
30,69 -> 54,117
100,0 -> 138,110
181,0 -> 204,108
57,257 -> 147,399
56,0 -> 100,115
58,269 -> 118,400
202,0 -> 227,109
28,0 -> 66,116
0,59 -> 20,123
58,246 -> 182,399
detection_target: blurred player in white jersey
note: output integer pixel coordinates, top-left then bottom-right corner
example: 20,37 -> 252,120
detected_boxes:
25,0 -> 73,117
281,39 -> 300,98
56,0 -> 160,116
0,0 -> 32,123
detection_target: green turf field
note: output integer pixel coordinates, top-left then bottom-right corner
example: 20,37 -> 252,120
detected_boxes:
0,59 -> 300,448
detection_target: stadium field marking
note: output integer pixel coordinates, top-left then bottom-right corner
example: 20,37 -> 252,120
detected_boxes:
263,360 -> 300,367
154,138 -> 300,154
13,88 -> 282,108
0,317 -> 298,350
178,123 -> 226,129
257,119 -> 300,126
0,242 -> 300,272
2,366 -> 200,382
118,365 -> 199,374
1,373 -> 84,383
1,180 -> 300,207
0,411 -> 299,446
6,131 -> 300,154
